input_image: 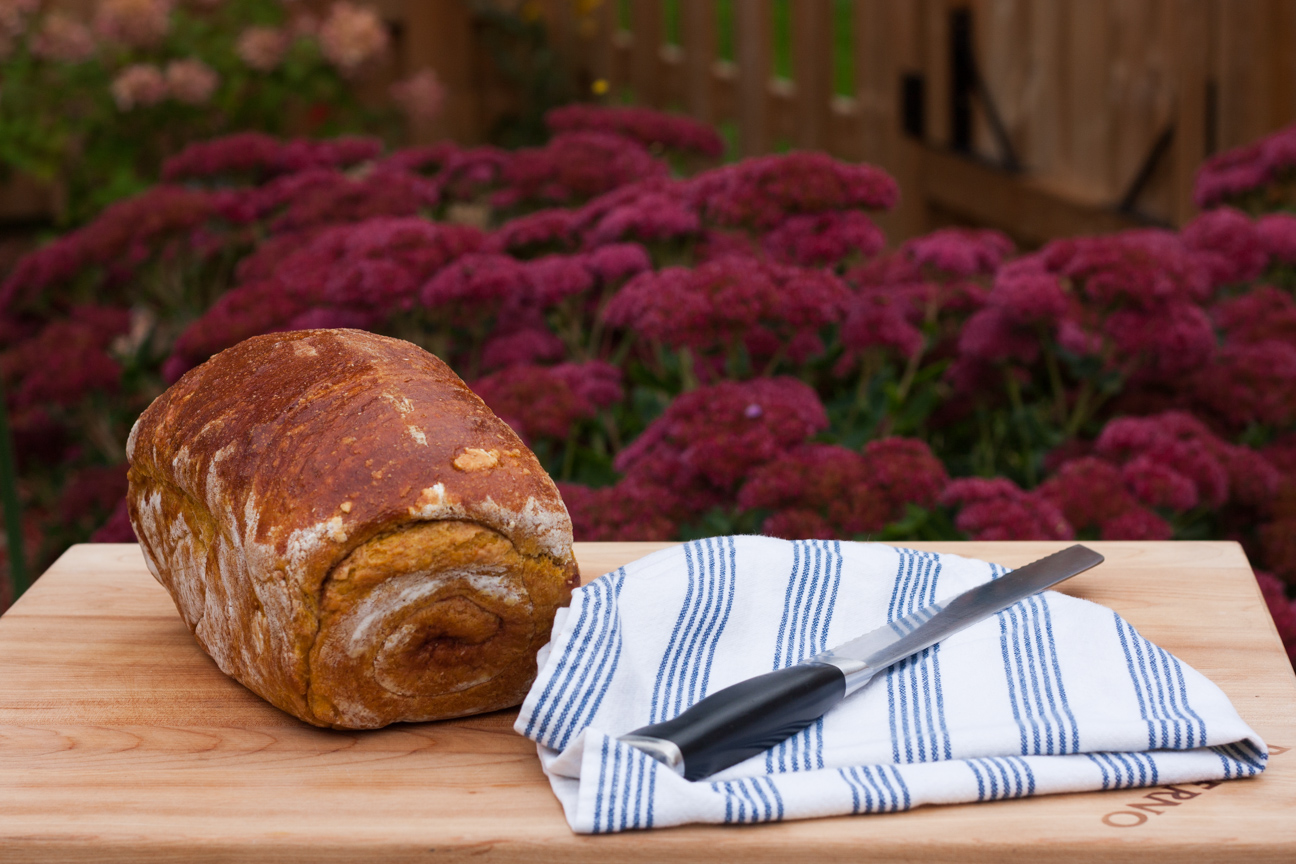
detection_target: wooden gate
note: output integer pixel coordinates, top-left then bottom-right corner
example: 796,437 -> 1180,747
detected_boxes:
408,0 -> 1296,244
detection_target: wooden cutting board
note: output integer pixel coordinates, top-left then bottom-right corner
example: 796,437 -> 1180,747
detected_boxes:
0,541 -> 1293,863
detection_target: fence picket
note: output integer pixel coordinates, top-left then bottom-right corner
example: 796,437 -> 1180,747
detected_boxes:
682,0 -> 718,124
630,0 -> 664,107
793,0 -> 835,150
736,0 -> 773,155
443,0 -> 1296,237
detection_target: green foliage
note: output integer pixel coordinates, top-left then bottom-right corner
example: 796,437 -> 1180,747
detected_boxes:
0,0 -> 396,226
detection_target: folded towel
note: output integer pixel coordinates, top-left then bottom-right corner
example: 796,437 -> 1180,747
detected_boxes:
515,537 -> 1267,833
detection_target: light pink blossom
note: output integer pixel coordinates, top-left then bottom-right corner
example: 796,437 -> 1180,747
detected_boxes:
390,68 -> 445,123
94,0 -> 171,48
318,1 -> 388,73
165,58 -> 219,105
236,26 -> 288,71
32,12 -> 96,62
110,63 -> 166,111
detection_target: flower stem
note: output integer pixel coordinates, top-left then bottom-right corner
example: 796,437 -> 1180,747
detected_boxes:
1004,371 -> 1036,486
561,428 -> 578,480
1042,340 -> 1067,426
678,346 -> 699,391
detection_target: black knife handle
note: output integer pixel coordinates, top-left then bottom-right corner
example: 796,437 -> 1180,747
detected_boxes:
620,663 -> 847,781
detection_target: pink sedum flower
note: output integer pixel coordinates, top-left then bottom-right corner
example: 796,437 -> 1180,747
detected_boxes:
278,217 -> 481,312
390,68 -> 446,124
1102,302 -> 1216,380
1193,341 -> 1296,430
546,105 -> 724,158
32,12 -> 96,62
1100,507 -> 1174,541
58,465 -> 128,525
695,229 -> 761,263
550,360 -> 624,408
1045,230 -> 1211,309
489,208 -> 578,255
956,307 -> 1040,365
584,242 -> 651,283
236,26 -> 288,71
1212,285 -> 1296,346
420,252 -> 529,311
1182,207 -> 1269,288
987,270 -> 1070,325
903,228 -> 1014,277
94,0 -> 171,48
584,189 -> 700,247
91,497 -> 137,543
481,327 -> 565,370
522,254 -> 595,306
841,290 -> 923,359
1218,445 -> 1281,510
318,1 -> 388,73
499,133 -> 668,208
1037,457 -> 1135,530
615,377 -> 829,492
940,477 -> 1074,541
559,481 -> 681,542
1121,455 -> 1200,511
691,152 -> 898,231
761,211 -> 885,267
168,280 -> 305,374
760,508 -> 838,540
165,58 -> 219,105
248,167 -> 439,233
740,445 -> 888,536
2,184 -> 215,316
739,437 -> 946,539
1258,212 -> 1296,264
771,264 -> 852,329
1,306 -> 130,409
472,364 -> 599,441
110,63 -> 166,111
1094,412 -> 1234,509
862,437 -> 949,514
1193,122 -> 1296,208
602,257 -> 778,350
1193,143 -> 1270,208
162,133 -> 382,184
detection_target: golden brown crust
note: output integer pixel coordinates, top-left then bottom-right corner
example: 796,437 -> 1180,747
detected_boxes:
126,329 -> 578,728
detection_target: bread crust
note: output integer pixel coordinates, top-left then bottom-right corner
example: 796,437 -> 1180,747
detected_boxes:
126,329 -> 578,728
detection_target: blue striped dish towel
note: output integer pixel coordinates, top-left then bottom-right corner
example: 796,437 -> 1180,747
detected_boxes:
514,537 -> 1267,833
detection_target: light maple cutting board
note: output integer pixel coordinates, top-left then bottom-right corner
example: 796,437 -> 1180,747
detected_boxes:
0,541 -> 1293,863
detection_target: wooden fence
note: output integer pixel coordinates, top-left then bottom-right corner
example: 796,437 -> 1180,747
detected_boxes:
410,0 -> 1296,245
6,1 -> 1295,246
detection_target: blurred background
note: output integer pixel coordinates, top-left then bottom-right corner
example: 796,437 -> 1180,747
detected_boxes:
1,0 -> 1294,664
8,1 -> 1296,238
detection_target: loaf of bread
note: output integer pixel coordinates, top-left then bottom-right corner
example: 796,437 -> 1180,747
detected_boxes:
126,329 -> 579,729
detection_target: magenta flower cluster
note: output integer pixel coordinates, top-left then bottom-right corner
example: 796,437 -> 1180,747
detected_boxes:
5,105 -> 1296,663
1194,122 -> 1296,210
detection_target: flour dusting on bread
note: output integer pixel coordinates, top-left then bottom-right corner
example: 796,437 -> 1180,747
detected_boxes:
126,329 -> 579,729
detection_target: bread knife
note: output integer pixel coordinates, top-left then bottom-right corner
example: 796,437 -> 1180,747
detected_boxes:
620,544 -> 1104,781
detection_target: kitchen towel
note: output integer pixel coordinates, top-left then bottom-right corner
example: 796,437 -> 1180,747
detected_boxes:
514,537 -> 1267,833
